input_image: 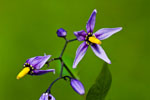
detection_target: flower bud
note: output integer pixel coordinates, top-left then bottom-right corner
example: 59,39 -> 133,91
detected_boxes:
39,93 -> 55,100
56,28 -> 67,37
70,78 -> 85,95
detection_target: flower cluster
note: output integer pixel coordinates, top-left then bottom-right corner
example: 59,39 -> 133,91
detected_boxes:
16,9 -> 122,100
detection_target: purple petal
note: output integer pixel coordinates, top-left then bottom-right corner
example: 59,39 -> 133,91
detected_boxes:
94,27 -> 122,40
70,79 -> 85,95
91,44 -> 111,64
32,69 -> 55,75
39,93 -> 48,100
74,30 -> 87,41
73,42 -> 88,68
26,55 -> 51,69
86,9 -> 97,33
26,57 -> 36,64
39,93 -> 55,100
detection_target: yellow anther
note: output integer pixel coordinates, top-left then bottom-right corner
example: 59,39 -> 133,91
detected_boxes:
16,67 -> 30,80
89,36 -> 102,44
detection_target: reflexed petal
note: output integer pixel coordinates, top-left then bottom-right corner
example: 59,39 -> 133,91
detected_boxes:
91,44 -> 111,64
26,55 -> 51,69
74,30 -> 87,41
73,42 -> 88,68
32,69 -> 55,75
86,9 -> 97,33
39,93 -> 55,100
70,79 -> 85,95
94,27 -> 122,40
26,57 -> 36,64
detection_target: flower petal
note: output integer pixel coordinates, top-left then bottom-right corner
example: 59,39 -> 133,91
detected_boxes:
26,57 -> 36,64
70,78 -> 85,95
86,9 -> 97,33
39,93 -> 49,100
32,69 -> 55,75
26,55 -> 51,69
91,44 -> 111,64
39,93 -> 55,100
74,30 -> 87,41
73,42 -> 88,68
94,27 -> 122,40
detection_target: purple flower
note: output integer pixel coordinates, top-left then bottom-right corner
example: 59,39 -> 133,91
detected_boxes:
73,9 -> 122,68
70,78 -> 85,95
39,93 -> 55,100
56,28 -> 67,37
17,55 -> 55,79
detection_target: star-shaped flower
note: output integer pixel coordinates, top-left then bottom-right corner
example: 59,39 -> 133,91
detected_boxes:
73,9 -> 122,68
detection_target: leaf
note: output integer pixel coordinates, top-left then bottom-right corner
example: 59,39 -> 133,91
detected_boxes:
86,63 -> 112,100
56,55 -> 79,78
63,55 -> 79,79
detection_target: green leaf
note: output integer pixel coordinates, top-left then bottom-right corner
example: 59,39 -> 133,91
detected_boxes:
86,63 -> 112,100
56,55 -> 79,78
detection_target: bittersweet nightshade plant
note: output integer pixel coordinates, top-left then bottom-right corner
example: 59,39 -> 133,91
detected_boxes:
17,9 -> 122,100
17,55 -> 55,80
73,9 -> 122,68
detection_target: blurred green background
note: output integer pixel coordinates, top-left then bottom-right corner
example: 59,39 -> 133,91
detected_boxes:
0,0 -> 150,100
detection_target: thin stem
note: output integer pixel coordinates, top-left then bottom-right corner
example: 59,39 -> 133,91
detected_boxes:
46,77 -> 62,93
60,41 -> 68,57
46,75 -> 71,93
46,57 -> 60,64
59,61 -> 64,77
68,38 -> 77,42
63,75 -> 71,80
63,62 -> 75,78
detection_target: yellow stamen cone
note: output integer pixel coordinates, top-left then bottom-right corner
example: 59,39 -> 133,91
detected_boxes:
16,67 -> 30,80
89,36 -> 102,44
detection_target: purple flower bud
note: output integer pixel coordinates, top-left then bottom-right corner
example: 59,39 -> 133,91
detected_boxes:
56,28 -> 67,37
70,78 -> 85,95
39,93 -> 55,100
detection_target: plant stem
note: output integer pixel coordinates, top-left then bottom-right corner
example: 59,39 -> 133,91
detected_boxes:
60,41 -> 68,58
47,57 -> 60,63
46,75 -> 71,93
68,38 -> 77,42
60,38 -> 77,57
59,38 -> 77,78
46,77 -> 62,93
46,38 -> 77,78
59,61 -> 64,77
63,62 -> 75,78
45,37 -> 77,92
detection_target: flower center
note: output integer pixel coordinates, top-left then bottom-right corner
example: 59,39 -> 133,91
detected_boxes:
16,67 -> 30,80
16,63 -> 34,80
85,33 -> 102,45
